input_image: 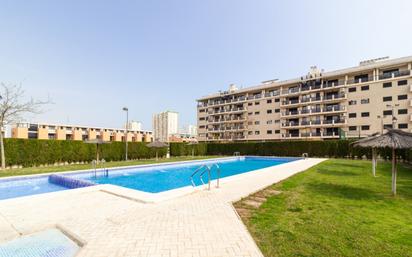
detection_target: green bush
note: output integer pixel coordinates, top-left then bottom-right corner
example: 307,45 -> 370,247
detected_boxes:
169,143 -> 207,156
3,138 -> 166,167
202,140 -> 411,161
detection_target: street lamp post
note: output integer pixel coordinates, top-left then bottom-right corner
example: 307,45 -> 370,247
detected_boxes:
122,107 -> 129,161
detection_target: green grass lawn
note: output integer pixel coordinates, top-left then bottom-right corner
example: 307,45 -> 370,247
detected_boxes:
234,159 -> 412,257
0,156 -> 220,178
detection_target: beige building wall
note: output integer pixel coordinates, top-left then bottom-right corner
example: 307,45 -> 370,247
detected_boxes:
101,131 -> 111,141
11,123 -> 153,143
72,129 -> 83,141
56,127 -> 66,140
11,127 -> 28,139
87,129 -> 97,140
37,126 -> 49,140
197,56 -> 412,142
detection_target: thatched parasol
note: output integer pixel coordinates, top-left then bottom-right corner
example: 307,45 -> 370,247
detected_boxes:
352,129 -> 412,195
187,140 -> 198,157
84,139 -> 111,163
147,140 -> 168,160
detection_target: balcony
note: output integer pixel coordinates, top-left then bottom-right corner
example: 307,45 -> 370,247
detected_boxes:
281,105 -> 345,117
282,96 -> 322,106
281,119 -> 346,128
282,132 -> 322,138
209,107 -> 246,115
378,70 -> 410,80
247,94 -> 262,100
323,93 -> 346,101
265,91 -> 280,97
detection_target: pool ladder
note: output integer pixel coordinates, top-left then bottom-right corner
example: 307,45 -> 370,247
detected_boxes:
92,159 -> 109,178
190,163 -> 221,190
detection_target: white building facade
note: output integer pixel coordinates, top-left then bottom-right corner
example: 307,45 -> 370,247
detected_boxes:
152,111 -> 179,142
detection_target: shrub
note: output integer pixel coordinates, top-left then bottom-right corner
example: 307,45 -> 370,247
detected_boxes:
3,138 -> 166,167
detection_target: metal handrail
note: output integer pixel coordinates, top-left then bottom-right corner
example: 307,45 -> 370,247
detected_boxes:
199,163 -> 221,190
190,165 -> 208,187
191,163 -> 221,190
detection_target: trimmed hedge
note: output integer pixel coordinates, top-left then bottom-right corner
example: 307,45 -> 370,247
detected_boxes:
3,138 -> 166,167
170,140 -> 412,161
169,143 -> 207,156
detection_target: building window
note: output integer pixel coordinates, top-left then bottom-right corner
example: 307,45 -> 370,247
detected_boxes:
255,131 -> 260,135
399,123 -> 408,129
248,131 -> 252,135
361,85 -> 369,91
248,121 -> 253,125
274,109 -> 280,113
348,87 -> 356,92
349,113 -> 357,118
398,94 -> 407,100
349,126 -> 357,131
267,130 -> 272,134
275,130 -> 280,134
361,98 -> 370,104
398,80 -> 407,86
267,99 -> 272,104
267,120 -> 273,124
274,120 -> 280,123
248,102 -> 252,106
255,111 -> 260,115
349,100 -> 357,105
199,117 -> 205,121
398,109 -> 408,115
267,109 -> 272,114
199,125 -> 205,129
384,124 -> 393,129
383,110 -> 392,116
248,112 -> 252,115
383,82 -> 392,88
254,121 -> 260,125
383,96 -> 392,102
255,101 -> 260,105
361,112 -> 369,117
274,98 -> 280,102
361,125 -> 370,131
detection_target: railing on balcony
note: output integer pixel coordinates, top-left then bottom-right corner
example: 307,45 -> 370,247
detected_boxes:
282,105 -> 345,116
378,70 -> 411,80
323,93 -> 346,101
282,119 -> 346,127
265,91 -> 280,97
282,131 -> 339,138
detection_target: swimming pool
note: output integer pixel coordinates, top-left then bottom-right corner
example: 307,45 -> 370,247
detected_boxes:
0,156 -> 299,200
0,176 -> 67,200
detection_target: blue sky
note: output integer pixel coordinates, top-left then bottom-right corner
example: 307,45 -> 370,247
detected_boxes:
1,0 -> 412,130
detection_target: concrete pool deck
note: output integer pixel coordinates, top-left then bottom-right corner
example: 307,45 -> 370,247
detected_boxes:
0,157 -> 325,257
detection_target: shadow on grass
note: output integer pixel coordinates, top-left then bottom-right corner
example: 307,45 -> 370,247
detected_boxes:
306,182 -> 383,200
317,167 -> 360,176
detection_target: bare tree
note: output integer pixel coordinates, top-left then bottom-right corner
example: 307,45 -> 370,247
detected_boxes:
0,83 -> 50,169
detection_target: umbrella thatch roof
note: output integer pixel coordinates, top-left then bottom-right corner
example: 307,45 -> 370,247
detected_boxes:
351,129 -> 412,149
187,141 -> 198,145
147,141 -> 168,148
84,139 -> 111,144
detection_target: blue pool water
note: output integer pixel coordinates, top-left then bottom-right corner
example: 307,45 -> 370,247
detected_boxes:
0,157 -> 298,200
0,176 -> 67,200
78,156 -> 297,193
0,229 -> 79,257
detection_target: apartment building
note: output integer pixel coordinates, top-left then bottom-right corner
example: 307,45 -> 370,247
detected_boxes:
152,111 -> 179,142
197,56 -> 412,142
11,122 -> 153,142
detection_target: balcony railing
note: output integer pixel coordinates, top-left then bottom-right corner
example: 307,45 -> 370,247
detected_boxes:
282,131 -> 339,138
282,106 -> 345,116
282,119 -> 346,127
378,70 -> 411,80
